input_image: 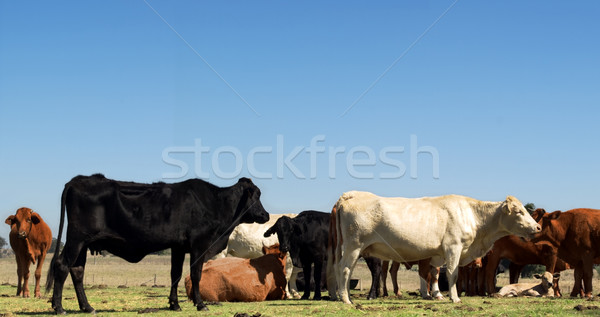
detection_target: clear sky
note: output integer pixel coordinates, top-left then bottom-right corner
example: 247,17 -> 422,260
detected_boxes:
1,1 -> 599,240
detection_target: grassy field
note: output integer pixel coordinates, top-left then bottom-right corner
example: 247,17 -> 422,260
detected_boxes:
1,254 -> 599,316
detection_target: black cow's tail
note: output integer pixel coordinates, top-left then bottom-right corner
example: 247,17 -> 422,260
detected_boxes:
45,182 -> 69,294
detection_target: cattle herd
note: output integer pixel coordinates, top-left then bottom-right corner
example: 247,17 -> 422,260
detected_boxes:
3,174 -> 600,314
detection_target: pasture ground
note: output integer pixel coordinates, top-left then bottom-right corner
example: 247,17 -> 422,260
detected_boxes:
0,253 -> 599,316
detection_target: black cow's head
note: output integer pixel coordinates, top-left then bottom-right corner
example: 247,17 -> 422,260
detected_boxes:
5,207 -> 40,240
264,216 -> 296,255
236,178 -> 269,224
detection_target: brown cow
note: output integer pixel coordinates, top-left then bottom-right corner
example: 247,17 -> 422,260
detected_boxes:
484,235 -> 571,296
5,207 -> 52,298
532,208 -> 600,298
485,208 -> 573,296
184,244 -> 287,302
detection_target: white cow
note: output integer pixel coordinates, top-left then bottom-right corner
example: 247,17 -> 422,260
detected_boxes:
328,191 -> 541,304
214,213 -> 302,299
496,271 -> 559,297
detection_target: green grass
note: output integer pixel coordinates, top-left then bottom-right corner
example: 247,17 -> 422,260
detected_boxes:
1,254 -> 600,316
1,284 -> 599,316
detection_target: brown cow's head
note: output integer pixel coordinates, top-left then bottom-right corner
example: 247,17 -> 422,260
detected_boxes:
530,208 -> 547,223
262,243 -> 287,268
499,196 -> 541,239
531,210 -> 563,245
5,207 -> 40,240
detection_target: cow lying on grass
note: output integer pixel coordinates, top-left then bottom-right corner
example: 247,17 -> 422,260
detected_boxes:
496,271 -> 560,297
213,213 -> 301,299
185,244 -> 287,302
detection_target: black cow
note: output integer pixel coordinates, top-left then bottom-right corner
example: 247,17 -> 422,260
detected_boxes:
264,210 -> 329,300
46,174 -> 269,314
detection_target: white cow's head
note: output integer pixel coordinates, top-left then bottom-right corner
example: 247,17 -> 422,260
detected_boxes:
535,271 -> 560,295
499,196 -> 541,239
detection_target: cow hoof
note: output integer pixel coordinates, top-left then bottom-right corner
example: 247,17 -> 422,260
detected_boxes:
81,306 -> 96,314
54,308 -> 67,315
169,303 -> 181,311
314,296 -> 322,301
301,295 -> 310,300
196,305 -> 209,311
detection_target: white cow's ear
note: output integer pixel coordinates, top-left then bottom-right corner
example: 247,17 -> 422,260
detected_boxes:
503,196 -> 522,215
501,201 -> 512,215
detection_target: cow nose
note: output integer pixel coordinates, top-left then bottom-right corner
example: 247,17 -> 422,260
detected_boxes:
535,224 -> 541,232
18,231 -> 27,239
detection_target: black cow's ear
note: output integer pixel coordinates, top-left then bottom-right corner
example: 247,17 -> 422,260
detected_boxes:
264,226 -> 276,238
5,215 -> 15,225
31,212 -> 41,224
238,177 -> 252,184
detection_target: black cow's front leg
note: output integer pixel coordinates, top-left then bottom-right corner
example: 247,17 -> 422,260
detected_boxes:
301,259 -> 312,300
313,260 -> 324,300
70,247 -> 94,313
169,248 -> 185,311
190,251 -> 208,311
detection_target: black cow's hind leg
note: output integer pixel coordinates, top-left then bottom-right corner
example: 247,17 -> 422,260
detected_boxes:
301,260 -> 312,300
70,247 -> 94,313
365,257 -> 382,300
52,242 -> 84,314
190,251 -> 208,311
168,248 -> 185,311
313,260 -> 323,300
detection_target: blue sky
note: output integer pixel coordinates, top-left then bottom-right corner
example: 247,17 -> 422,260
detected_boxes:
1,1 -> 599,240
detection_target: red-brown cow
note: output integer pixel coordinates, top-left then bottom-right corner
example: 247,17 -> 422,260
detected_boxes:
5,207 -> 52,298
485,208 -> 573,296
533,208 -> 600,298
484,235 -> 571,296
184,244 -> 287,302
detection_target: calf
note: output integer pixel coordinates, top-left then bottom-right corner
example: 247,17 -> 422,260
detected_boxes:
264,210 -> 329,300
5,207 -> 52,298
185,244 -> 287,302
496,272 -> 559,297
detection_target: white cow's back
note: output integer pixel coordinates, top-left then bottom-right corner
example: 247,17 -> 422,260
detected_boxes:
338,191 -> 483,264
